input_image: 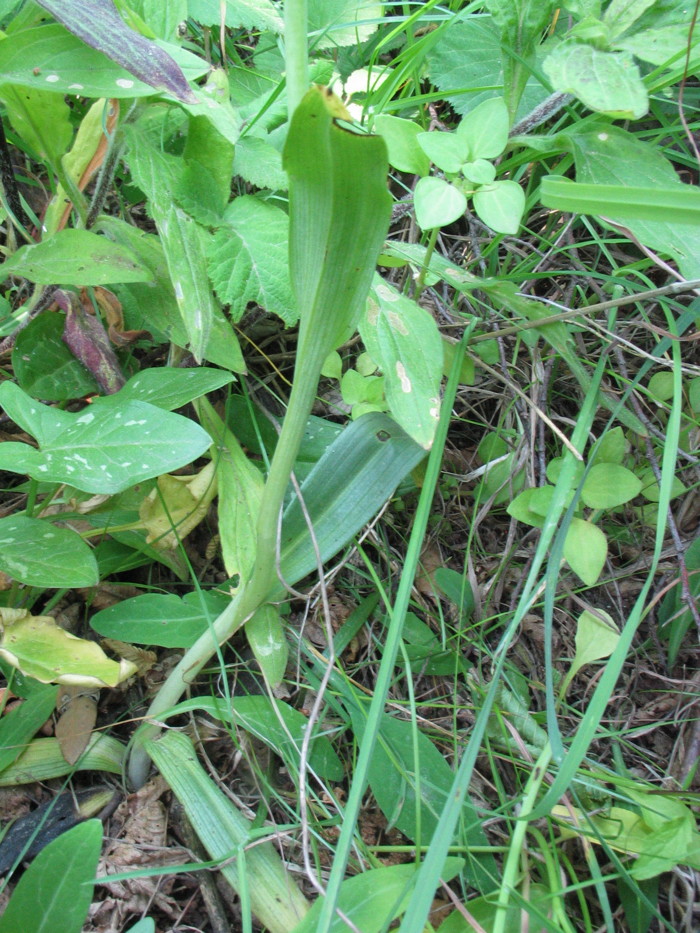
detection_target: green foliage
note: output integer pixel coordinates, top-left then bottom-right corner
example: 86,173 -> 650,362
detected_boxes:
0,0 -> 697,930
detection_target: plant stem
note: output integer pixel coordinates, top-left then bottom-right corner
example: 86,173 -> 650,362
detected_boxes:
128,359 -> 323,789
284,0 -> 309,114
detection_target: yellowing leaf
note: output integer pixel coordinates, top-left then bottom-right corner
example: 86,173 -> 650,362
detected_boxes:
0,610 -> 136,687
139,461 -> 218,548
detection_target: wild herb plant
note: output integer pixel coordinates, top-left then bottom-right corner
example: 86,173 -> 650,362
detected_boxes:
0,1 -> 698,932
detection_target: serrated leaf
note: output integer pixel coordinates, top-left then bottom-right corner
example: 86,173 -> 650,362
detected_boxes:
426,15 -> 548,119
34,0 -> 197,102
361,279 -> 443,449
0,819 -> 102,933
543,40 -> 648,118
472,180 -> 526,234
1,229 -> 152,285
581,462 -> 642,508
208,196 -> 295,323
0,609 -> 136,686
414,176 -> 467,229
0,516 -> 98,588
232,135 -> 287,189
0,23 -> 206,99
189,0 -> 284,32
564,517 -> 607,586
307,0 -> 382,49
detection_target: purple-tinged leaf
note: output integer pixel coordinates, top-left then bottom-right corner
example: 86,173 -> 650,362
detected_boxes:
55,290 -> 125,395
34,0 -> 197,103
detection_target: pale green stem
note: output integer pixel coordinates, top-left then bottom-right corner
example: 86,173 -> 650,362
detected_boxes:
128,354 -> 324,788
284,0 -> 309,114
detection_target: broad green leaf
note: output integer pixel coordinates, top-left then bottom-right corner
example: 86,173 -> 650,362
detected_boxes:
569,607 -> 620,681
462,159 -> 496,184
581,462 -> 642,508
0,683 -> 56,773
427,15 -> 548,119
414,176 -> 467,230
0,383 -> 212,495
160,694 -> 345,780
146,731 -> 310,932
0,733 -> 125,785
0,516 -> 98,588
347,705 -> 496,884
0,23 -> 206,98
0,84 -> 72,168
129,0 -> 186,40
374,115 -> 430,176
507,485 -> 555,528
0,819 -> 102,933
456,97 -> 509,160
416,131 -> 468,174
95,217 -> 245,372
591,426 -> 627,465
34,0 -> 197,102
0,609 -> 137,686
189,0 -> 284,32
245,605 -> 289,690
647,371 -> 675,401
638,467 -> 687,502
277,413 -> 425,594
433,567 -> 475,621
540,176 -> 700,225
183,69 -> 235,214
307,0 -> 382,49
232,135 -> 287,189
563,517 -> 607,585
361,279 -> 443,449
283,86 -> 392,363
615,24 -> 700,66
125,920 -> 155,933
472,179 -> 526,234
436,885 -> 551,933
291,860 -> 464,933
208,196 -> 296,323
603,0 -> 657,38
1,229 -> 152,285
196,397 -> 264,584
483,0 -> 558,117
13,312 -> 99,401
543,40 -> 647,118
90,591 -> 229,647
117,366 -> 235,411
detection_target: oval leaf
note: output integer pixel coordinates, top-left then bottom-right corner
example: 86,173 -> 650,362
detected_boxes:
1,229 -> 152,285
564,517 -> 608,586
246,605 -> 288,690
472,180 -> 525,234
0,516 -> 98,588
414,176 -> 467,230
581,462 -> 642,509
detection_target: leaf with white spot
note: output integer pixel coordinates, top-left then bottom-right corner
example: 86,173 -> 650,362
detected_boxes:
0,23 -> 206,99
34,0 -> 197,102
360,279 -> 443,449
208,196 -> 296,324
0,383 -> 212,495
0,516 -> 98,588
